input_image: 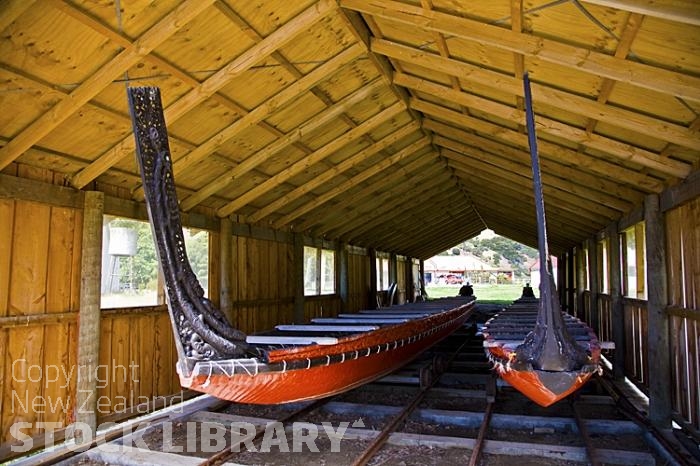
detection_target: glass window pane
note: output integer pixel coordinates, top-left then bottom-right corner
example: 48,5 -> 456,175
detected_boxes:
625,228 -> 637,298
382,258 -> 389,290
184,228 -> 209,297
320,249 -> 335,294
304,246 -> 319,296
101,217 -> 159,308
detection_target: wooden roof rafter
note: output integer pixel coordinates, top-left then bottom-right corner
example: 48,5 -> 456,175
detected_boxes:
372,39 -> 699,152
320,167 -> 450,238
294,151 -> 440,233
0,0 -> 216,172
268,133 -> 433,228
340,0 -> 700,101
397,73 -> 690,178
412,99 -> 666,193
216,101 -> 407,217
69,0 -> 339,189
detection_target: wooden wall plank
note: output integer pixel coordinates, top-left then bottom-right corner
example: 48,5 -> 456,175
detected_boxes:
0,199 -> 13,442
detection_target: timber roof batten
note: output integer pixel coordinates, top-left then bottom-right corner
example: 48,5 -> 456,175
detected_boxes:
1,0 -> 698,258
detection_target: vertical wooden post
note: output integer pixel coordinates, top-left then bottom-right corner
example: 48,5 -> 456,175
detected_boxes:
557,253 -> 565,307
338,242 -> 349,313
406,257 -> 415,304
645,194 -> 671,428
419,259 -> 426,298
588,238 -> 600,336
293,233 -> 305,323
567,248 -> 575,314
608,223 -> 625,379
76,191 -> 103,437
369,248 -> 378,309
576,245 -> 587,320
219,217 -> 233,324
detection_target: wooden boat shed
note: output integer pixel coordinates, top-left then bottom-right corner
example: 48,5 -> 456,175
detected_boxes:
0,0 -> 699,452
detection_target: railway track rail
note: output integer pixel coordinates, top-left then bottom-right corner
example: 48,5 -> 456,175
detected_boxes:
12,304 -> 694,466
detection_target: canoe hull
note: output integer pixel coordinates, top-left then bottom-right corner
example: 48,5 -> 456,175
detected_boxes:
495,365 -> 596,407
180,302 -> 473,404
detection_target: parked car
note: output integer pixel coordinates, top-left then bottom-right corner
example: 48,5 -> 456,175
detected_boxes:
444,274 -> 464,285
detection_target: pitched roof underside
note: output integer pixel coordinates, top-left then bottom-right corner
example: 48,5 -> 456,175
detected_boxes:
1,0 -> 698,259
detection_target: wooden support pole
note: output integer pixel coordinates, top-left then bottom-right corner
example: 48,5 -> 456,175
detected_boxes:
339,242 -> 349,313
567,248 -> 575,315
406,257 -> 415,304
294,233 -> 305,323
219,217 -> 233,324
76,191 -> 104,437
369,248 -> 378,309
588,238 -> 600,336
576,245 -> 587,320
645,194 -> 672,428
608,222 -> 625,380
419,259 -> 426,299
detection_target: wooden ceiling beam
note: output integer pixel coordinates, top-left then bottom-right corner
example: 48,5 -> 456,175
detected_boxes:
432,130 -> 636,211
69,0 -> 338,189
179,80 -> 384,211
0,0 -> 215,172
379,205 -> 483,250
382,209 -> 484,257
445,151 -> 618,220
465,191 -> 592,244
365,186 -> 479,248
397,74 -> 690,178
402,75 -> 692,179
581,0 -> 700,26
324,171 -> 451,238
457,173 -> 600,233
429,120 -> 645,204
170,45 -> 364,177
340,0 -> 700,101
249,122 -> 421,224
373,39 -> 699,151
353,193 -> 479,249
297,155 -> 440,232
217,101 -> 406,217
412,98 -> 665,193
270,134 -> 432,228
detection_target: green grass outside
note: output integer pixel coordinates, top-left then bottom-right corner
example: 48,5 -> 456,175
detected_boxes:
425,283 -> 538,305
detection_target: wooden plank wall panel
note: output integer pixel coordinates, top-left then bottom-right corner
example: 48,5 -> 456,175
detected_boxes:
231,235 -> 295,333
348,252 -> 370,312
95,310 -> 179,420
666,197 -> 700,432
597,295 -> 613,345
623,300 -> 649,391
0,166 -> 82,444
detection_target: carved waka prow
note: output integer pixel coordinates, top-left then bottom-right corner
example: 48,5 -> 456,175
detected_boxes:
127,87 -> 253,377
513,73 -> 590,372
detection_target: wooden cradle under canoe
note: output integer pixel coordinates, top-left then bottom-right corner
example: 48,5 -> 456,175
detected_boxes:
482,295 -> 601,407
126,86 -> 474,404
